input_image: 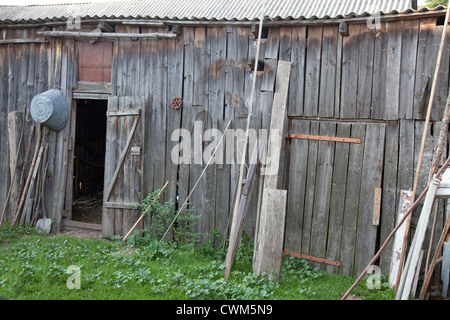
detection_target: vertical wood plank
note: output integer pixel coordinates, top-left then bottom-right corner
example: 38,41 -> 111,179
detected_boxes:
285,120 -> 310,252
380,120 -> 400,274
319,25 -> 338,118
385,21 -> 403,120
340,24 -> 360,119
340,123 -> 366,276
371,22 -> 388,120
356,25 -> 375,119
310,121 -> 336,268
413,18 -> 437,119
304,26 -> 323,117
301,121 -> 319,254
355,123 -> 385,276
326,122 -> 351,274
399,19 -> 419,119
288,26 -> 307,117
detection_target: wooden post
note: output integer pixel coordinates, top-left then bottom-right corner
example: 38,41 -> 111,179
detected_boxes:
253,60 -> 291,278
253,189 -> 287,278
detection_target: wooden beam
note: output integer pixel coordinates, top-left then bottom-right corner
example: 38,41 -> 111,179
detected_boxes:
287,133 -> 361,144
38,30 -> 177,39
0,38 -> 48,45
284,250 -> 341,267
104,202 -> 140,209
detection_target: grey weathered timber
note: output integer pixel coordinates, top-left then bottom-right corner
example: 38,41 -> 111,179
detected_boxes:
385,21 -> 403,120
399,19 -> 419,119
371,22 -> 388,120
356,24 -> 375,119
310,121 -> 336,268
302,121 -> 319,254
303,26 -> 322,117
253,189 -> 287,278
325,122 -> 351,274
355,123 -> 386,276
285,119 -> 310,252
253,60 -> 291,276
319,25 -> 337,118
340,123 -> 366,276
340,24 -> 360,119
380,120 -> 400,274
288,26 -> 306,117
413,18 -> 437,119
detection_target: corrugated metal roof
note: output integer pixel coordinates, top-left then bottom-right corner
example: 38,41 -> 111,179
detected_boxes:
0,0 -> 416,24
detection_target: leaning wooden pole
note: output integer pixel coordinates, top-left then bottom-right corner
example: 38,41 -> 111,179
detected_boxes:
395,4 -> 450,291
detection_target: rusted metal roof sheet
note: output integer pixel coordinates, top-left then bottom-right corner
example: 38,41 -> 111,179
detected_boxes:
0,0 -> 418,24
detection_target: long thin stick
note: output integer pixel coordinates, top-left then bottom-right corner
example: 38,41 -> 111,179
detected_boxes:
0,112 -> 26,226
396,5 -> 450,290
341,154 -> 450,300
122,181 -> 169,242
11,124 -> 42,227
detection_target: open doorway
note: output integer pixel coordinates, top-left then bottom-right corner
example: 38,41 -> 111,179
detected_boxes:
72,99 -> 107,224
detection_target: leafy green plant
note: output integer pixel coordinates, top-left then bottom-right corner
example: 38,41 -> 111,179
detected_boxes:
131,188 -> 200,247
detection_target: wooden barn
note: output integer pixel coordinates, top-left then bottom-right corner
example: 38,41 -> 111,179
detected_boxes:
1,0 -> 450,287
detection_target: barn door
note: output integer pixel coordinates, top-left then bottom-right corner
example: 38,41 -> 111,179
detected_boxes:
285,120 -> 386,276
102,96 -> 146,237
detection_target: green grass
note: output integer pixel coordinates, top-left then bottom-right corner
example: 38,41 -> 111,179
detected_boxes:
0,225 -> 395,300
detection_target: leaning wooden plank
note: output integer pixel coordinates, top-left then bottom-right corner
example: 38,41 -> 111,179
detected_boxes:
303,26 -> 323,117
253,189 -> 287,279
253,60 -> 291,273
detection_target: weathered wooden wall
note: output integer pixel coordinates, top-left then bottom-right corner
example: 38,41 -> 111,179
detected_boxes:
0,27 -> 77,232
1,14 -> 449,276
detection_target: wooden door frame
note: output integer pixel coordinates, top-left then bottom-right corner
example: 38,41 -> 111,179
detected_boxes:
64,93 -> 110,232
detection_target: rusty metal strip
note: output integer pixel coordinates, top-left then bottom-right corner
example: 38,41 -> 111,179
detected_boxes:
283,250 -> 341,267
286,133 -> 361,144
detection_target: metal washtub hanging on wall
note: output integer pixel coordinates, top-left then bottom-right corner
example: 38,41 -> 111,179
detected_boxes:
30,87 -> 69,132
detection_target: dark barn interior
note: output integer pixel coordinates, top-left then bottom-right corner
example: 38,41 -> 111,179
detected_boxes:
72,99 -> 107,224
